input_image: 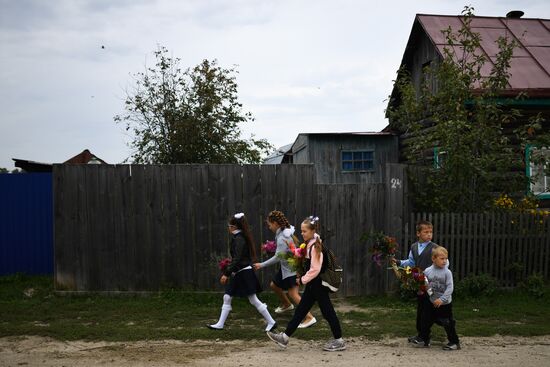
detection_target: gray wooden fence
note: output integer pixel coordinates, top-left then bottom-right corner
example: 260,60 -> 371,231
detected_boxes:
402,212 -> 550,286
54,164 -> 397,295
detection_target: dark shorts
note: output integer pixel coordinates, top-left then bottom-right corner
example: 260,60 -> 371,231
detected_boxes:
272,269 -> 297,290
225,268 -> 262,297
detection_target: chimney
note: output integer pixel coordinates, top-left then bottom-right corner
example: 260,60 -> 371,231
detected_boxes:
506,10 -> 524,18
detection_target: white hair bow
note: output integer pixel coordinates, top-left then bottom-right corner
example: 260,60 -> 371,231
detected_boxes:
234,213 -> 245,219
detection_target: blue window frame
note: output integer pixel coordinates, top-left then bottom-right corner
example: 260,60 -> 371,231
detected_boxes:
341,151 -> 374,172
525,145 -> 550,199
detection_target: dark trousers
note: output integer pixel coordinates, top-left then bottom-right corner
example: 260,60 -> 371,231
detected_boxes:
419,295 -> 460,344
416,295 -> 423,335
285,277 -> 342,339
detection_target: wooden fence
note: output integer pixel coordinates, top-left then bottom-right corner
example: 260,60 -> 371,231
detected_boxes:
402,212 -> 550,286
54,164 -> 397,295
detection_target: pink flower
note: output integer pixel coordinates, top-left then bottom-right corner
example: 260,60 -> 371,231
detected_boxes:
262,240 -> 277,254
218,258 -> 231,272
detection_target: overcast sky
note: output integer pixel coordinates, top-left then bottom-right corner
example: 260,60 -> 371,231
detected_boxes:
1,0 -> 549,168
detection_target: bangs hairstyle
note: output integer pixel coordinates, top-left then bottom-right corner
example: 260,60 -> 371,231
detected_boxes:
416,220 -> 433,232
302,216 -> 322,260
228,214 -> 257,262
432,246 -> 448,258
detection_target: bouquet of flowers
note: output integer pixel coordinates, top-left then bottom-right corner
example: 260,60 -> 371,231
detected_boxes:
362,231 -> 398,266
261,240 -> 277,255
277,241 -> 307,273
394,266 -> 428,295
218,257 -> 231,274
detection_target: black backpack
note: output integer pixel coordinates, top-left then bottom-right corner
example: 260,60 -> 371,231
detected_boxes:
309,244 -> 343,292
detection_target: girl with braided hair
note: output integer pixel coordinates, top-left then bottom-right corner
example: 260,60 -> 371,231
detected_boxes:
253,210 -> 316,328
207,213 -> 277,331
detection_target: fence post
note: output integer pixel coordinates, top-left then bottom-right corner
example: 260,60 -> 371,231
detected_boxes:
384,164 -> 406,293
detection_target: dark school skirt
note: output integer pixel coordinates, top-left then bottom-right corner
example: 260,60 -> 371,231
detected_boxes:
272,269 -> 297,290
225,268 -> 262,297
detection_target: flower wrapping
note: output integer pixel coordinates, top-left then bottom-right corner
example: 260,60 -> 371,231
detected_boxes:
277,242 -> 307,273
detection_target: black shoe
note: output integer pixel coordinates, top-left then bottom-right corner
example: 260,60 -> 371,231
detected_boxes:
443,342 -> 460,351
410,336 -> 430,347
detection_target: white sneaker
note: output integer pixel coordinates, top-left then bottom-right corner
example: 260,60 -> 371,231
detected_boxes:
323,338 -> 346,352
274,304 -> 294,314
298,317 -> 317,329
267,331 -> 289,349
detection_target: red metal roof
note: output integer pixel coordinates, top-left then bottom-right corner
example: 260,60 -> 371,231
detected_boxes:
417,14 -> 550,94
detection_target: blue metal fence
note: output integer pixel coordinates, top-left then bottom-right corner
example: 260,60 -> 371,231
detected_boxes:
0,173 -> 53,275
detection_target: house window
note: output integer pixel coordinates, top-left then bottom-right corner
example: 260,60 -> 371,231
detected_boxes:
341,151 -> 374,172
433,147 -> 447,169
526,145 -> 550,198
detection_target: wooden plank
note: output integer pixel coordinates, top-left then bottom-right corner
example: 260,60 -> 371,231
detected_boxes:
97,165 -> 115,291
54,165 -> 78,291
242,164 -> 263,286
161,165 -> 180,288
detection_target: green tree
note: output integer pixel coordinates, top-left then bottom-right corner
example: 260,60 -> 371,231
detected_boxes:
387,6 -> 550,212
115,46 -> 273,164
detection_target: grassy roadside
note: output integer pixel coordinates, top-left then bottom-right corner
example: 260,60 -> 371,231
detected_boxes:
1,275 -> 549,342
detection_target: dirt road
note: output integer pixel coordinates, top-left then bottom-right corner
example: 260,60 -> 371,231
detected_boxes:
1,335 -> 549,367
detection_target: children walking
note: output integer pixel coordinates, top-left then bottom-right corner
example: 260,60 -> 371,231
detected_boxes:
254,210 -> 316,328
267,216 -> 345,352
207,213 -> 277,332
411,246 -> 460,350
391,220 -> 445,342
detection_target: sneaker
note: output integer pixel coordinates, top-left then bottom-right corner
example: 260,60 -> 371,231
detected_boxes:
407,335 -> 418,343
443,343 -> 461,351
267,331 -> 289,349
274,304 -> 294,314
323,338 -> 346,352
206,324 -> 223,330
409,336 -> 430,347
298,317 -> 317,329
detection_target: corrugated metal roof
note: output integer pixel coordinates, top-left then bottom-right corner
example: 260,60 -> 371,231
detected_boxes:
264,143 -> 294,164
299,132 -> 395,136
416,14 -> 550,94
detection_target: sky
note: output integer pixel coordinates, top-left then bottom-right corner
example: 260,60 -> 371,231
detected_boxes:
1,0 -> 549,168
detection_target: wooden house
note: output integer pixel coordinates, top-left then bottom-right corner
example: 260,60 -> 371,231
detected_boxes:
280,132 -> 398,184
385,11 -> 550,202
13,149 -> 107,172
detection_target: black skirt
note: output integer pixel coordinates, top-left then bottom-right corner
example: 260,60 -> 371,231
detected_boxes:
272,269 -> 297,290
225,268 -> 262,297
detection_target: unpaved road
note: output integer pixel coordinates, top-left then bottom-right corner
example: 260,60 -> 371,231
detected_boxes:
1,335 -> 549,367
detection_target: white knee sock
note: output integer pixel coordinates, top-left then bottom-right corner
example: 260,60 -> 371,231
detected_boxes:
248,294 -> 276,331
211,294 -> 232,329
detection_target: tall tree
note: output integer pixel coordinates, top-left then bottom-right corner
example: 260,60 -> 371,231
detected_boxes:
115,46 -> 272,164
387,6 -> 550,212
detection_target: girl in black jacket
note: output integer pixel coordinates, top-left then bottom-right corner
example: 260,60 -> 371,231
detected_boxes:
207,213 -> 277,331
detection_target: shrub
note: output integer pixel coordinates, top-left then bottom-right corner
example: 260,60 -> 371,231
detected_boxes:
455,274 -> 498,298
521,273 -> 546,298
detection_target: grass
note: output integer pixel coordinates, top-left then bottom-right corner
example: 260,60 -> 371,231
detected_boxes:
1,274 -> 549,342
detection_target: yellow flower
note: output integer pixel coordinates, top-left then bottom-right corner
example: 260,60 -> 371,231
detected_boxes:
300,243 -> 306,249
405,266 -> 412,275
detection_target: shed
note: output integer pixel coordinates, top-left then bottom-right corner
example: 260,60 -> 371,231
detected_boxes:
290,132 -> 398,184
